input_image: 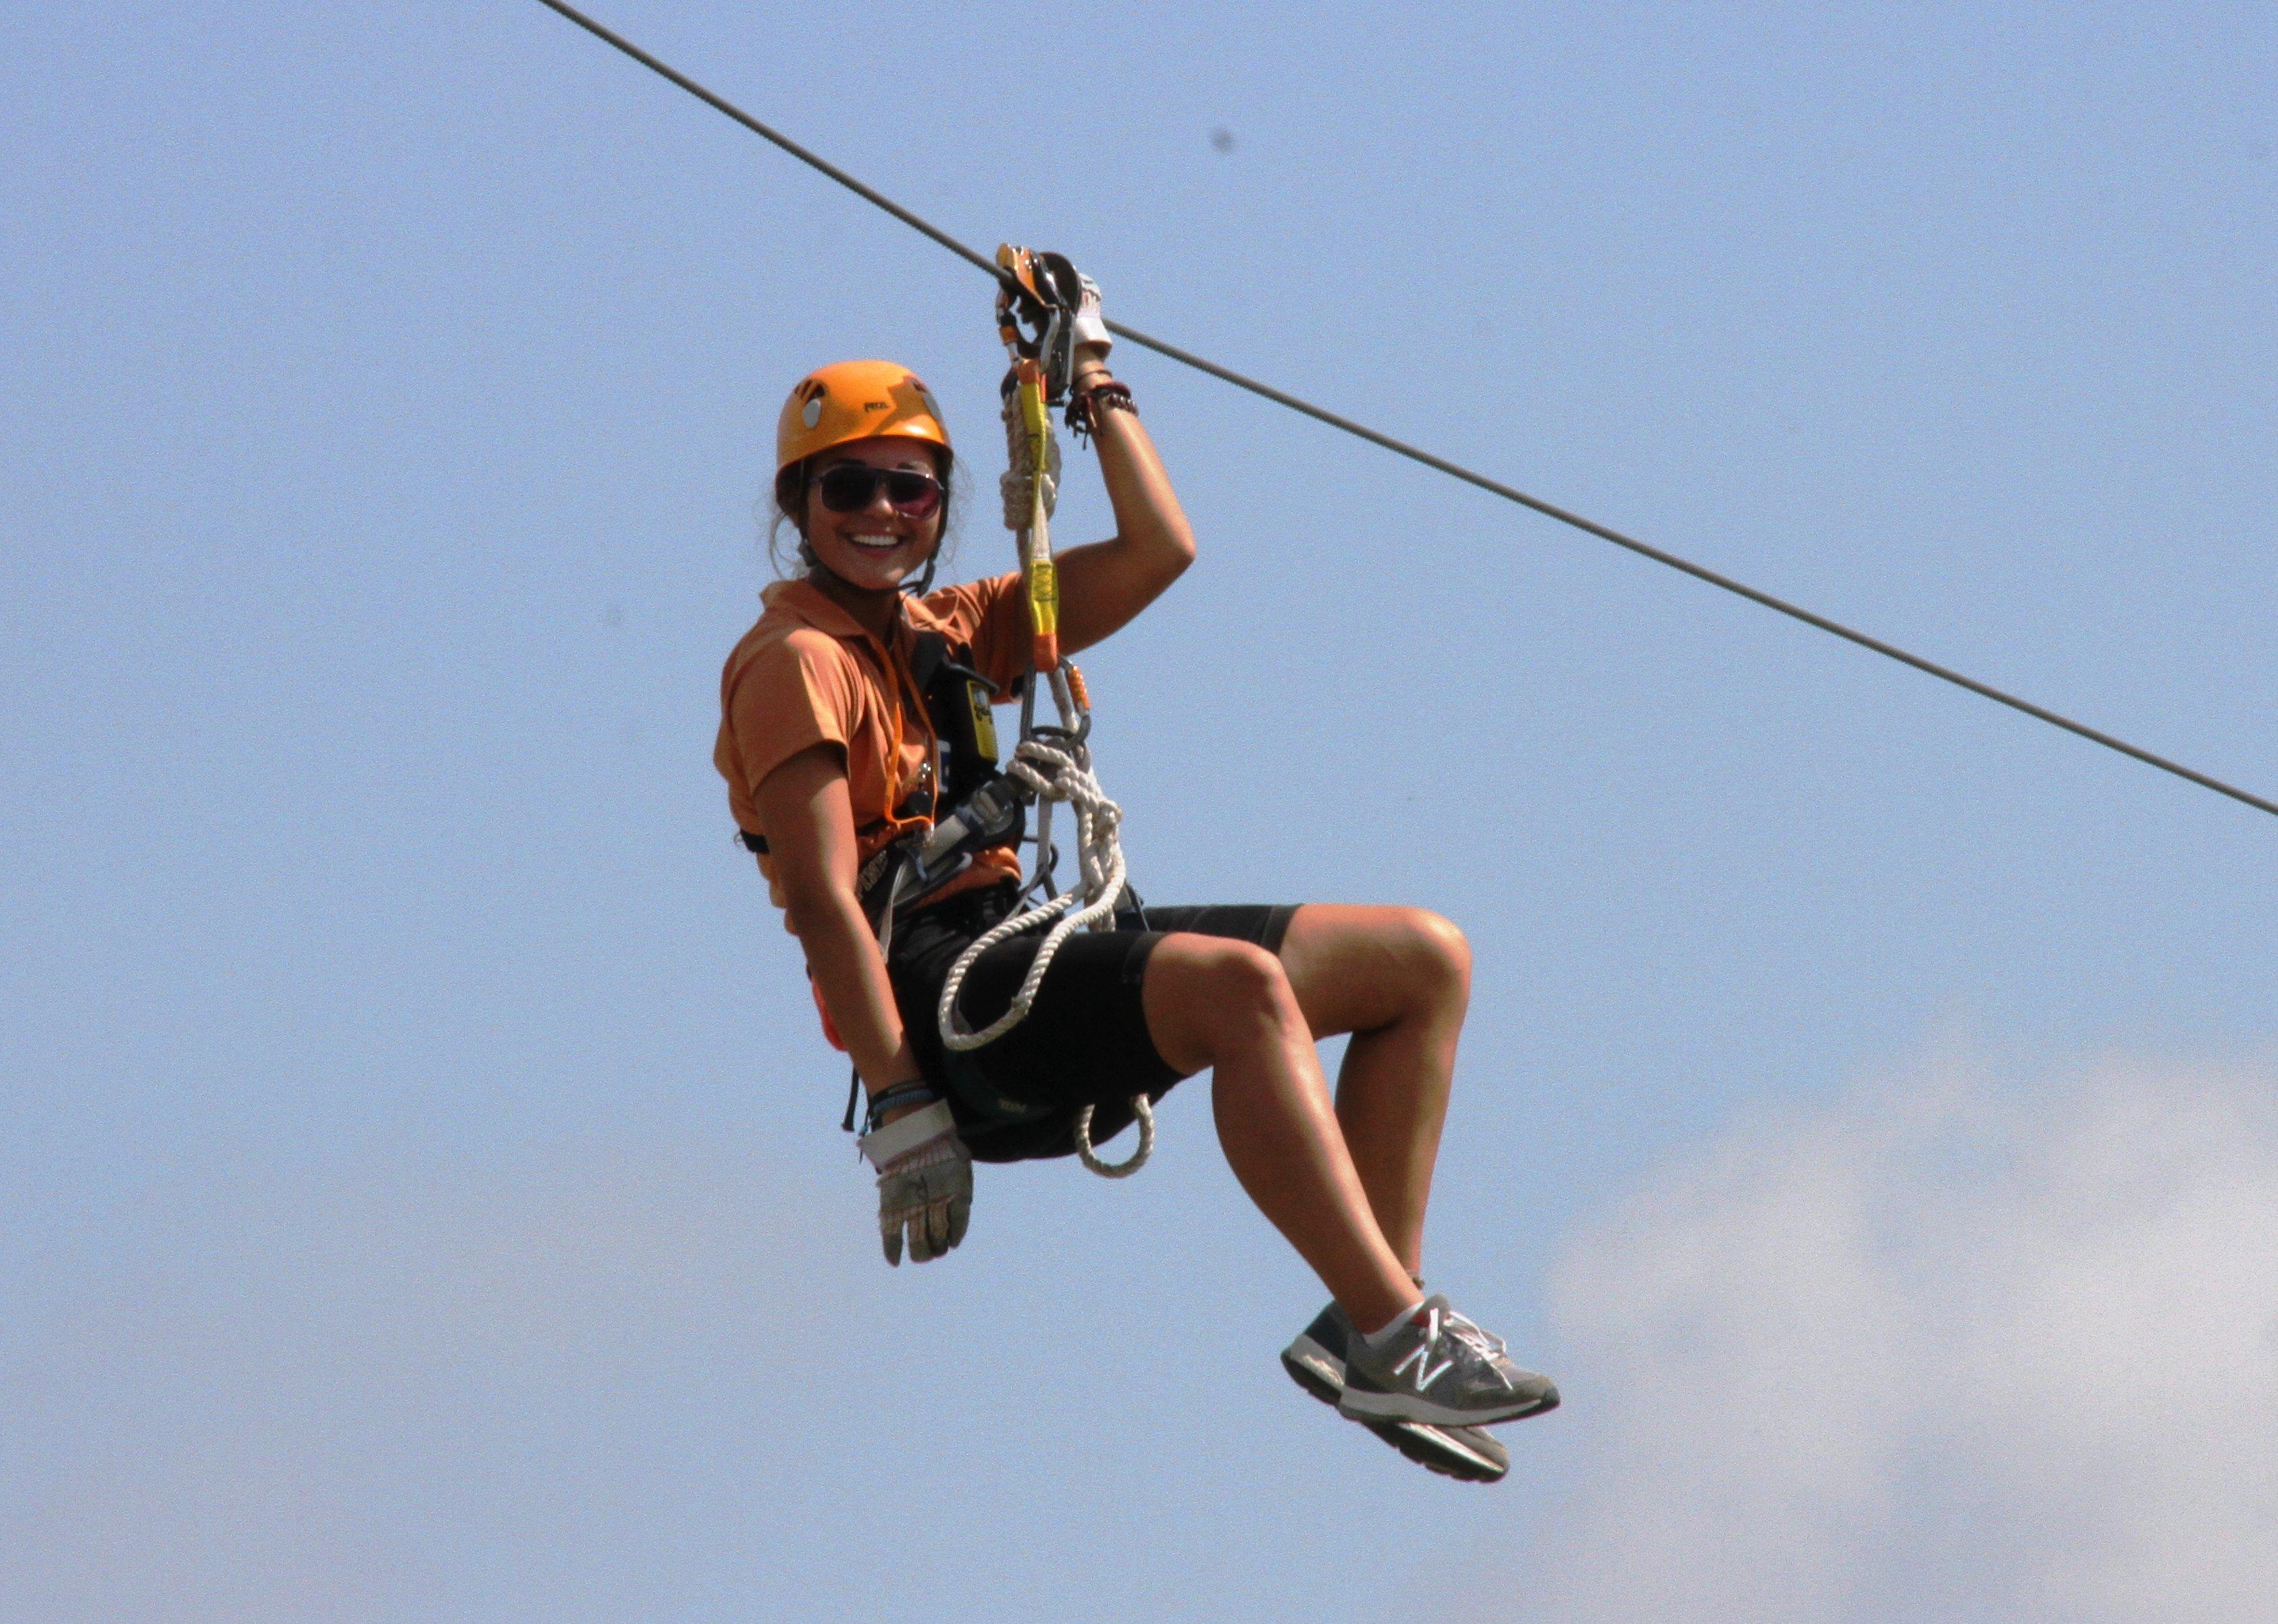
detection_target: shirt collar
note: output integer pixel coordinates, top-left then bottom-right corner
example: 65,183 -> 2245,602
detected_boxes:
762,577 -> 948,648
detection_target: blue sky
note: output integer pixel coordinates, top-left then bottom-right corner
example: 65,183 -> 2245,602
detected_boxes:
4,4 -> 2274,1620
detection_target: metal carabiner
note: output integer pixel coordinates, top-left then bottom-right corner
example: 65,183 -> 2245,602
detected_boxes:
994,244 -> 1083,402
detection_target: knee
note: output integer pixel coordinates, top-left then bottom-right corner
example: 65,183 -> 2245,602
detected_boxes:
1149,936 -> 1297,1064
1393,910 -> 1472,1001
1196,938 -> 1295,1023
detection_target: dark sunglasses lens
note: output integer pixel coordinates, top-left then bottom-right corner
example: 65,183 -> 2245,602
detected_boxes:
883,471 -> 941,517
815,465 -> 941,517
816,466 -> 880,513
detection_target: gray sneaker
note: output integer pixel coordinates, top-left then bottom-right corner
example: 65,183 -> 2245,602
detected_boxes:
1282,1303 -> 1529,1482
1335,1294 -> 1559,1429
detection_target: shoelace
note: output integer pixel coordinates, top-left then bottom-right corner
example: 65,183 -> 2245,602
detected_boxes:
1438,1308 -> 1516,1390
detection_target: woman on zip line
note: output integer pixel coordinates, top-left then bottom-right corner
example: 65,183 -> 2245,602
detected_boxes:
714,265 -> 1555,1483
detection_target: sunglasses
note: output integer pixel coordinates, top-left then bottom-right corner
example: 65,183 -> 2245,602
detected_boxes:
813,463 -> 943,519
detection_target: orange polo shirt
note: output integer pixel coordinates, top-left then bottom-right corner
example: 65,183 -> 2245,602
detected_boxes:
715,573 -> 1031,908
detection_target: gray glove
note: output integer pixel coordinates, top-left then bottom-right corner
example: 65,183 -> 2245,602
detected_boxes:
877,1134 -> 972,1265
859,1100 -> 973,1266
1070,271 -> 1110,358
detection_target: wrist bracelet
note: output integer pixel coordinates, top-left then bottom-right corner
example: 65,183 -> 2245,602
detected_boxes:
862,1079 -> 939,1136
1066,379 -> 1137,444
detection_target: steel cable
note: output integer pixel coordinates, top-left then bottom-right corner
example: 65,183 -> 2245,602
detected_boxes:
529,0 -> 2277,824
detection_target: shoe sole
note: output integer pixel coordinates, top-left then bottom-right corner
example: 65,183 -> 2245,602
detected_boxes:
1281,1343 -> 1509,1484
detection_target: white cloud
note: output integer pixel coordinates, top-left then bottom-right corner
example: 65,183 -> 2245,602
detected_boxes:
1493,1050 -> 2278,1623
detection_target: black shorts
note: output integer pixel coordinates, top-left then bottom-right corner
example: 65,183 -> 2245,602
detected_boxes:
886,884 -> 1297,1163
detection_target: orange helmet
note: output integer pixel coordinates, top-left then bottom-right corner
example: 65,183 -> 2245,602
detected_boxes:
775,359 -> 952,474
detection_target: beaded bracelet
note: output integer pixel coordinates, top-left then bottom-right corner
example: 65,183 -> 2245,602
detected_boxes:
1066,379 -> 1137,444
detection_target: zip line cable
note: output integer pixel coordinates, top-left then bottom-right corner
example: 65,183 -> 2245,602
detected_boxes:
529,0 -> 2277,825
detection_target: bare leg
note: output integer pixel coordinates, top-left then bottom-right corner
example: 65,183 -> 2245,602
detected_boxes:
1276,906 -> 1472,1278
1143,934 -> 1417,1332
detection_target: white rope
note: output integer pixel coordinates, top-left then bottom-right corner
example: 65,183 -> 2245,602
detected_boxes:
1073,1093 -> 1152,1178
935,675 -> 1129,1052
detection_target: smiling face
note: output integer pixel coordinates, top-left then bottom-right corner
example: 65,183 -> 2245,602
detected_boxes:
798,436 -> 946,594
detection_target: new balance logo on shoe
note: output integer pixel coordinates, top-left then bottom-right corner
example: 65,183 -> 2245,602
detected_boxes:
1393,1342 -> 1454,1392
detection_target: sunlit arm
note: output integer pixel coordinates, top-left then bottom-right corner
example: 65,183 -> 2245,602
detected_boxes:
1053,352 -> 1195,656
750,743 -> 925,1103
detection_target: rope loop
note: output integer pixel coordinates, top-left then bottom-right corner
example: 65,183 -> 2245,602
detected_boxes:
1073,1095 -> 1152,1177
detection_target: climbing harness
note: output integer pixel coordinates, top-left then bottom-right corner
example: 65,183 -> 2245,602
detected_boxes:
929,246 -> 1150,1178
